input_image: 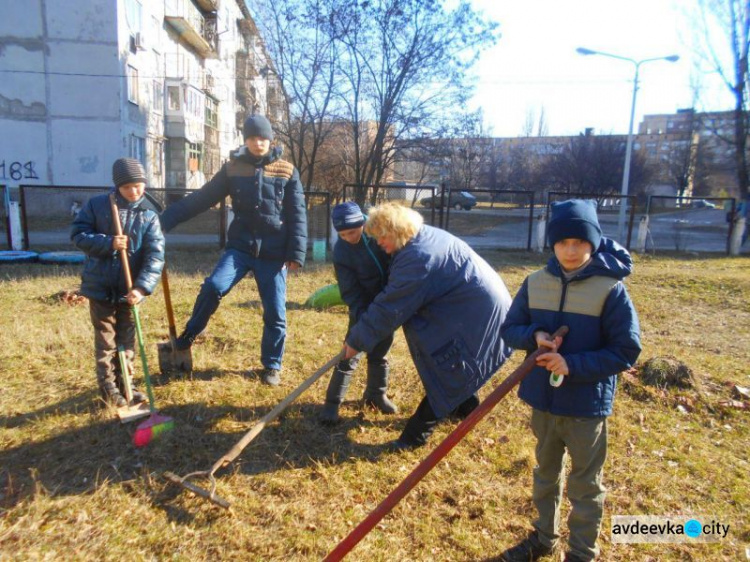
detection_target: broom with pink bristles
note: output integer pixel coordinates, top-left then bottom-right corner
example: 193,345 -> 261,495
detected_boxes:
110,193 -> 174,447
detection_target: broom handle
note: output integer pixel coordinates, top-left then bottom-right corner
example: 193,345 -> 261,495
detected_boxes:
110,193 -> 157,412
209,352 -> 344,475
323,326 -> 569,562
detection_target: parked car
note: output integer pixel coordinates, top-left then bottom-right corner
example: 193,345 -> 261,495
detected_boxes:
690,199 -> 717,209
420,191 -> 477,210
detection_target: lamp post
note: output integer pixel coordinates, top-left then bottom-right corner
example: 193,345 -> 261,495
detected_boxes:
577,47 -> 679,244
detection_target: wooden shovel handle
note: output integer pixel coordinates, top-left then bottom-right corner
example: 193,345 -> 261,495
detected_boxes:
161,266 -> 178,340
109,193 -> 133,291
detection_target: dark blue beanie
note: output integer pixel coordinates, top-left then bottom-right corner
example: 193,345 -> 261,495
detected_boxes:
547,199 -> 602,251
243,114 -> 274,141
332,202 -> 365,231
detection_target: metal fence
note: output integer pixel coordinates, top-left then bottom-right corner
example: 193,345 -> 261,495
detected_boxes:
341,184 -> 537,250
16,185 -> 332,255
643,196 -> 736,254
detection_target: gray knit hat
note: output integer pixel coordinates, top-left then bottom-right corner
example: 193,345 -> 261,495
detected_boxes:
243,115 -> 274,141
112,158 -> 147,187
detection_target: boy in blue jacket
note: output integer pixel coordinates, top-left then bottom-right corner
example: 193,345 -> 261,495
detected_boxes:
71,158 -> 165,408
319,202 -> 397,424
499,199 -> 641,562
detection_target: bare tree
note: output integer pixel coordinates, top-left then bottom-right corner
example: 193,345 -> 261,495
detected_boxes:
253,0 -> 343,189
542,133 -> 653,202
331,0 -> 499,205
692,0 -> 749,199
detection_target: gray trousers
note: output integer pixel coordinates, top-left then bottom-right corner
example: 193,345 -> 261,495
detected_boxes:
530,408 -> 607,562
89,299 -> 135,393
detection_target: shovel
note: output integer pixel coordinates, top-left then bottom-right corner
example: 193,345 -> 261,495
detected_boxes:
164,352 -> 343,508
157,265 -> 193,374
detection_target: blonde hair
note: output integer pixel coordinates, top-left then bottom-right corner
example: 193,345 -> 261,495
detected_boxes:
365,203 -> 424,250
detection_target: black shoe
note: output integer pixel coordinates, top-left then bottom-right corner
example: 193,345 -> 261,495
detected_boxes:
386,438 -> 422,452
174,332 -> 194,351
130,388 -> 147,404
500,531 -> 554,562
103,391 -> 127,409
563,553 -> 589,562
259,368 -> 281,386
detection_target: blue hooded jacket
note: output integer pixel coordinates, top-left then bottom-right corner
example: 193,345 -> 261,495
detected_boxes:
71,190 -> 165,302
347,225 -> 513,418
501,238 -> 641,417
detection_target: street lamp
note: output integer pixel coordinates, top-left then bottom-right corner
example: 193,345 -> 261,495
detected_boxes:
577,47 -> 679,244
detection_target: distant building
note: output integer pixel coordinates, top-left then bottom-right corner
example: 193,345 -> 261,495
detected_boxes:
0,0 -> 285,190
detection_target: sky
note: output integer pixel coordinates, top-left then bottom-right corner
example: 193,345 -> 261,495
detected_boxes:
467,0 -> 736,138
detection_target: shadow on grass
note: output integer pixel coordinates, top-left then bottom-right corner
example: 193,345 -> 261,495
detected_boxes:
0,398 -> 406,516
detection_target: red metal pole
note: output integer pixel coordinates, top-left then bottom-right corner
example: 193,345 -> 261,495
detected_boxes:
323,326 -> 569,562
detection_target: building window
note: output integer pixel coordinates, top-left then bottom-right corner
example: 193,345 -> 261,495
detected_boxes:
125,0 -> 142,33
149,137 -> 163,178
167,85 -> 180,111
127,65 -> 139,104
205,96 -> 218,129
129,135 -> 146,167
153,80 -> 163,113
187,142 -> 202,167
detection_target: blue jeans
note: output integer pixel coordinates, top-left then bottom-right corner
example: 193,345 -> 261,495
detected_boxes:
184,248 -> 287,369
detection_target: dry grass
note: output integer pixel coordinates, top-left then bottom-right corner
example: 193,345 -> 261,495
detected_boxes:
0,249 -> 748,561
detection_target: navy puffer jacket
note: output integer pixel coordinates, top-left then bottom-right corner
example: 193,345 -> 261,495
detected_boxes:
71,191 -> 165,302
347,225 -> 513,418
159,146 -> 307,265
333,231 -> 389,324
501,238 -> 641,417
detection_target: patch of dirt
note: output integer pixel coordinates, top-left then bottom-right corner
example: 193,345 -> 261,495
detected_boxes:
41,290 -> 88,306
639,356 -> 698,389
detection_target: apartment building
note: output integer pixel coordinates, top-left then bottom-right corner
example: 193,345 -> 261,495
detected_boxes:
0,0 -> 283,190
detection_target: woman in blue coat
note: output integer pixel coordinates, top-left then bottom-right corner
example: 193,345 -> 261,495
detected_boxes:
344,203 -> 513,449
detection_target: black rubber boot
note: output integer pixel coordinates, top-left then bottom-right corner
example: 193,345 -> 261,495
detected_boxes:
319,360 -> 355,425
397,397 -> 438,447
363,361 -> 398,414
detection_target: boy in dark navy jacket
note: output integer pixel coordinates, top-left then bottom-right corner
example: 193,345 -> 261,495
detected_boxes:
499,199 -> 641,562
319,202 -> 397,424
71,158 -> 165,408
159,115 -> 307,386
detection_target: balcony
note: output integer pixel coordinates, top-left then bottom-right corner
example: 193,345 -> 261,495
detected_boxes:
165,0 -> 217,58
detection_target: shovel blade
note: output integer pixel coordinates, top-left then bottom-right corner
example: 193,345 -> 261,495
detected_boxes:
157,341 -> 193,374
117,402 -> 151,424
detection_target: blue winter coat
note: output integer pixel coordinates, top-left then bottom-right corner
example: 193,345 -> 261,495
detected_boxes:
347,225 -> 513,418
501,238 -> 641,417
160,146 -> 307,265
333,232 -> 389,324
71,190 -> 165,302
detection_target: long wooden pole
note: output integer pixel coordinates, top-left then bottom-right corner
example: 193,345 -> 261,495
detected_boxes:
323,326 -> 569,562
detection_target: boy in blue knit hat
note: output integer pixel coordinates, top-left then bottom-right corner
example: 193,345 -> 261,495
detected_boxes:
499,199 -> 641,562
319,201 -> 398,424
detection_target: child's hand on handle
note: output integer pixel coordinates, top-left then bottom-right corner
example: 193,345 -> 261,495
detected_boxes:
112,235 -> 128,251
127,288 -> 144,306
534,330 -> 562,352
536,352 -> 569,376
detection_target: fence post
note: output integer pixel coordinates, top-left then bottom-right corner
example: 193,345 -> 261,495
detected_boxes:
636,215 -> 649,253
